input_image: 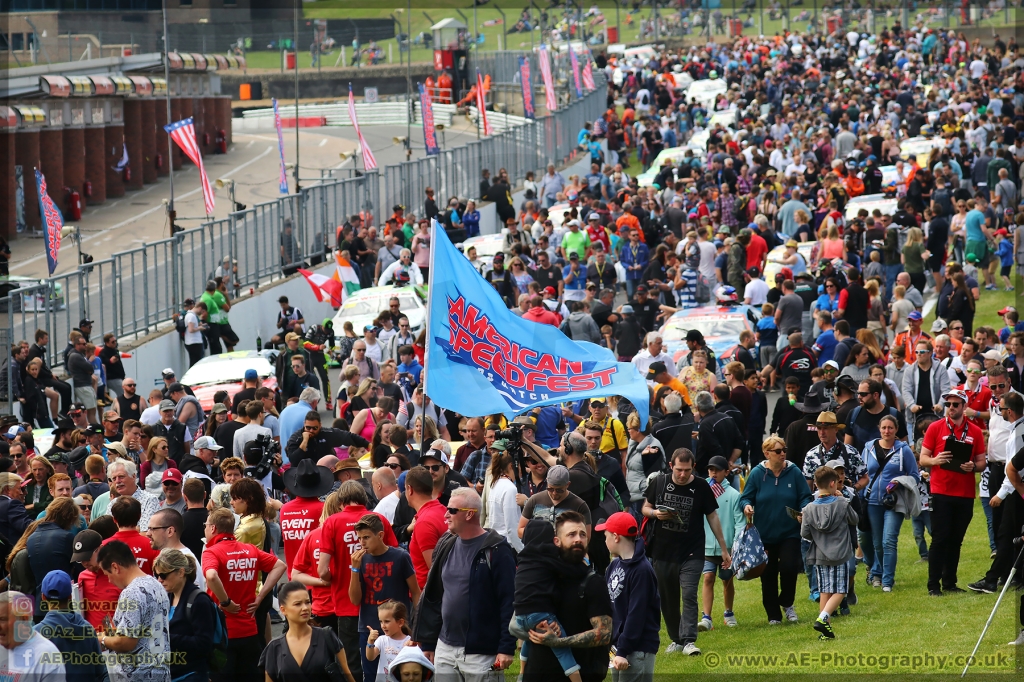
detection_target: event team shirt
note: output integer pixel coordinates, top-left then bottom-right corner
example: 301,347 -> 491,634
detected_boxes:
279,496 -> 324,574
202,533 -> 280,639
922,418 -> 987,498
408,499 -> 449,589
319,505 -> 398,616
292,526 -> 333,616
103,529 -> 160,575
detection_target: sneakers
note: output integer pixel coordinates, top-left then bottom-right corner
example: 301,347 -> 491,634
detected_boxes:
991,549 -> 998,559
723,611 -> 738,628
847,588 -> 858,606
985,284 -> 998,291
1009,630 -> 1024,646
929,589 -> 943,597
839,605 -> 851,616
665,642 -> 685,653
784,606 -> 799,623
813,616 -> 835,640
768,620 -> 782,625
698,615 -> 713,632
809,590 -> 820,602
682,643 -> 702,656
871,577 -> 882,588
882,586 -> 892,593
968,579 -> 996,594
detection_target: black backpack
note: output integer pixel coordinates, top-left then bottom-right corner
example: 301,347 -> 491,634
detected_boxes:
185,588 -> 228,672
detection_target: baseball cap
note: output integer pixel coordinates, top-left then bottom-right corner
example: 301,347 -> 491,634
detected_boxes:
568,252 -> 580,260
595,511 -> 639,536
823,360 -> 840,371
706,456 -> 730,472
244,369 -> 259,381
159,399 -> 176,412
646,361 -> 668,379
587,213 -> 600,221
907,311 -> 923,321
194,435 -> 223,451
41,570 -> 73,600
44,451 -> 69,467
3,425 -> 24,439
211,403 -> 228,414
161,368 -> 176,379
546,464 -> 571,487
167,382 -> 184,394
942,389 -> 968,402
998,306 -> 1017,315
106,442 -> 128,459
823,459 -> 846,470
161,469 -> 183,485
79,318 -> 94,327
983,350 -> 1003,362
543,286 -> 557,296
71,529 -> 103,562
931,319 -> 949,333
995,228 -> 1009,237
421,449 -> 450,467
747,266 -> 761,277
685,329 -> 704,343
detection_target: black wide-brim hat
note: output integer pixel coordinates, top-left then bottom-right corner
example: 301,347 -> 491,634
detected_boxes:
282,459 -> 335,498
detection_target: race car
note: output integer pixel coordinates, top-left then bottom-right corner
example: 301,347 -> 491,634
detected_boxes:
764,241 -> 816,288
180,350 -> 279,412
659,304 -> 762,368
843,194 -> 898,222
331,284 -> 428,335
636,146 -> 706,188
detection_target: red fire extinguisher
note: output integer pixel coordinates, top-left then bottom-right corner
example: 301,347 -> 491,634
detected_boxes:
123,166 -> 131,182
203,132 -> 210,146
68,189 -> 82,220
83,181 -> 92,198
156,153 -> 163,170
216,129 -> 227,154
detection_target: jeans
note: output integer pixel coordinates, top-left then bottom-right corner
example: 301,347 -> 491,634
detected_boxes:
884,263 -> 903,304
801,538 -> 819,596
858,529 -> 875,572
868,504 -> 905,588
515,613 -> 580,676
986,465 -> 1007,553
981,496 -> 997,552
185,342 -> 204,367
760,538 -> 802,622
928,493 -> 975,592
611,650 -> 657,682
912,509 -> 932,558
653,556 -> 704,645
625,278 -> 640,298
434,639 -> 502,682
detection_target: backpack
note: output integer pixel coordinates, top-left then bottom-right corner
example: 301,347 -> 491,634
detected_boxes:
639,473 -> 668,555
594,477 -> 625,525
695,275 -> 712,303
186,588 -> 228,672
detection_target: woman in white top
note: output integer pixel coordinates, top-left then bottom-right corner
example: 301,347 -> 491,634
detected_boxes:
183,301 -> 206,367
485,448 -> 523,553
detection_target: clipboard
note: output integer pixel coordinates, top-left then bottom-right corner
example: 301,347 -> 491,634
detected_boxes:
940,435 -> 974,472
785,506 -> 802,521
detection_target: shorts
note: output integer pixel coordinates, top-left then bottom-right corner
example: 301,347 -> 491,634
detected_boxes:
814,563 -> 850,595
74,385 -> 97,409
703,557 -> 735,581
1001,264 -> 1012,277
965,240 -> 987,264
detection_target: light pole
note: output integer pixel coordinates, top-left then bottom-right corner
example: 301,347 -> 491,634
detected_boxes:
161,0 -> 175,222
293,0 -> 300,193
407,0 -> 412,160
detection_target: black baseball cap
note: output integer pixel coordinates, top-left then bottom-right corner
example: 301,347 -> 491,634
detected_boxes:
646,361 -> 668,380
71,530 -> 103,563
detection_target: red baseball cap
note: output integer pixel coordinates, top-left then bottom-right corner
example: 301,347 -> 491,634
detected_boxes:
595,511 -> 639,537
543,286 -> 557,296
998,306 -> 1017,315
161,469 -> 183,485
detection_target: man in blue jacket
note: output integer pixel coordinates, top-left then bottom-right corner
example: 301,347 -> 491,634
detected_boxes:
601,512 -> 661,682
413,487 -> 516,680
34,570 -> 108,682
0,472 -> 30,568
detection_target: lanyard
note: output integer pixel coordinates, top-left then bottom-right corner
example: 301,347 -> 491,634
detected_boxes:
945,417 -> 969,442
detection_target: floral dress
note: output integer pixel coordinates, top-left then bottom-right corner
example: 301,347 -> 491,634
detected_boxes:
680,366 -> 714,398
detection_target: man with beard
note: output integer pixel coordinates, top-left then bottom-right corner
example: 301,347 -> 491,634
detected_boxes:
518,511 -> 612,682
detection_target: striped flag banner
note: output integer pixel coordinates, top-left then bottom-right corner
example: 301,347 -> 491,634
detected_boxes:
299,268 -> 342,306
419,83 -> 440,156
35,169 -> 63,276
582,50 -> 596,91
164,117 -> 215,215
331,251 -> 362,306
348,84 -> 378,170
518,56 -> 535,119
538,45 -> 557,112
569,46 -> 583,98
272,98 -> 289,194
476,70 -> 493,136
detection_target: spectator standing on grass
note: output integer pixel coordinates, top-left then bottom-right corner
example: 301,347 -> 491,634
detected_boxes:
699,456 -> 745,632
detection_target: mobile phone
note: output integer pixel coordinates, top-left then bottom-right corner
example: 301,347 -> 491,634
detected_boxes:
102,615 -> 113,635
656,505 -> 675,514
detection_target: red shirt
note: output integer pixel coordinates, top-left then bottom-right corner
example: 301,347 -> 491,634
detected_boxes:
409,499 -> 449,588
587,224 -> 611,253
746,232 -> 768,271
292,526 -> 333,617
319,505 -> 397,616
922,418 -> 986,498
963,385 -> 992,432
103,529 -> 160,575
279,496 -> 324,575
202,533 -> 280,639
522,307 -> 561,327
77,569 -> 121,631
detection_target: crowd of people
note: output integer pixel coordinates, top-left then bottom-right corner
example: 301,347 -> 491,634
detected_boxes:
6,17 -> 1024,682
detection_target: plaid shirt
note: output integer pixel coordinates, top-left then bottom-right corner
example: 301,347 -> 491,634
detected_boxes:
459,447 -> 491,484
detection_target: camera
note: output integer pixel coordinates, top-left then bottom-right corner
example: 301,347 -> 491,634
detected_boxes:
244,433 -> 281,481
495,423 -> 525,444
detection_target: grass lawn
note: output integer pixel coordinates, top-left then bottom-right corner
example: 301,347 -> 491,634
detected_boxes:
924,267 -> 1022,333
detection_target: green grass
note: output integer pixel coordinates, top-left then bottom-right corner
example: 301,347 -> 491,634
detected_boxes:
923,268 -> 1021,333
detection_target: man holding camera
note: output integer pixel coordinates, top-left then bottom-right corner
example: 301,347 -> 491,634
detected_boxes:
285,410 -> 369,467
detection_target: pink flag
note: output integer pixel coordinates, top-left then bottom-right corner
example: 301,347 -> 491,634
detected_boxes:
347,84 -> 378,170
476,71 -> 493,136
164,118 -> 214,215
582,54 -> 596,91
538,45 -> 557,112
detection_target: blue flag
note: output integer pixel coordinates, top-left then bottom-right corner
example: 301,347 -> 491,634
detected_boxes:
424,220 -> 649,424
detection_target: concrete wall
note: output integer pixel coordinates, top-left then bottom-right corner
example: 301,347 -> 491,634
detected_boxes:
221,63 -> 435,102
116,262 -> 339,394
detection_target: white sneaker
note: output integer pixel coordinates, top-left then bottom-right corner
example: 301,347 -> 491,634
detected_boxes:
697,615 -> 713,631
723,612 -> 738,627
665,642 -> 685,653
682,642 -> 702,656
882,586 -> 892,593
768,620 -> 782,625
784,606 -> 799,622
1009,630 -> 1024,646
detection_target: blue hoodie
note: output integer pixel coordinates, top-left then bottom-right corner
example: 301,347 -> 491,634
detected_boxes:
606,536 -> 661,658
35,609 -> 109,682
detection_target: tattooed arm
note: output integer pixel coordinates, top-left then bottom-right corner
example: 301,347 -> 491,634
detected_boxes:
527,615 -> 612,648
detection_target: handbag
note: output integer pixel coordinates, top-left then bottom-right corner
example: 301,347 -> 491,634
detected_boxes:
731,524 -> 769,581
859,444 -> 897,532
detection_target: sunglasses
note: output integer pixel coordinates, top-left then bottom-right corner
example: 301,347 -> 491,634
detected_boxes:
857,391 -> 874,396
304,425 -> 320,431
445,507 -> 476,515
162,481 -> 179,487
946,402 -> 964,408
548,486 -> 568,494
425,464 -> 444,472
950,326 -> 963,331
123,383 -> 136,388
967,368 -> 983,374
770,447 -> 787,454
384,463 -> 402,470
78,504 -> 92,510
990,383 -> 1006,389
154,571 -> 174,581
915,350 -> 930,355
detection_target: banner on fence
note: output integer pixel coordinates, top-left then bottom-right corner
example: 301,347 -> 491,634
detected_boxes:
424,219 -> 649,422
348,84 -> 378,170
518,56 -> 535,120
475,70 -> 493,136
538,45 -> 557,112
568,46 -> 582,98
273,99 -> 289,194
35,169 -> 63,276
418,83 -> 440,156
582,50 -> 596,91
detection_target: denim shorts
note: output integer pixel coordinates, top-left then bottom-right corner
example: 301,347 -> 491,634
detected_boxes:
703,557 -> 735,581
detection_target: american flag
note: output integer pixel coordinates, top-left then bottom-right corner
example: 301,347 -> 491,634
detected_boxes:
568,47 -> 582,98
348,84 -> 377,170
582,51 -> 596,91
476,70 -> 493,136
538,45 -> 557,113
164,117 -> 215,215
35,168 -> 63,276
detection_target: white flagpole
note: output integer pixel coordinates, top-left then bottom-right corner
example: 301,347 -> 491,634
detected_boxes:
420,218 -> 439,455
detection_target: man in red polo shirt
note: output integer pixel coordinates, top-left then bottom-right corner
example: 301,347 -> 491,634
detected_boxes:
919,389 -> 987,596
318,480 -> 397,681
203,507 -> 286,682
405,465 -> 449,589
104,495 -> 159,575
279,459 -> 333,574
